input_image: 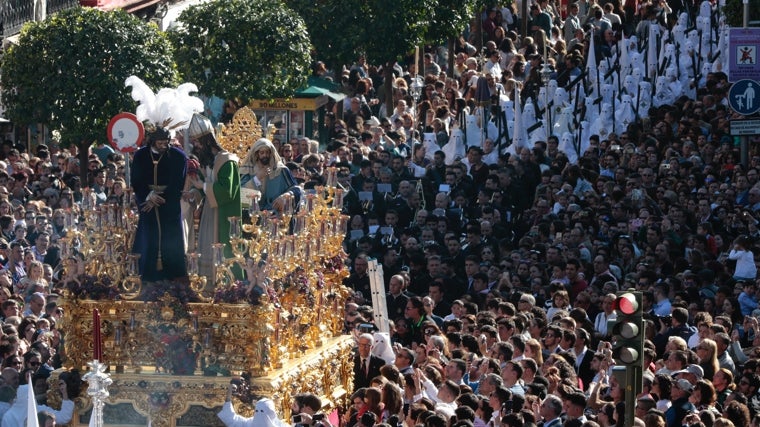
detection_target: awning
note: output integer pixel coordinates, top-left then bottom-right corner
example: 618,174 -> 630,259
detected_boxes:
295,84 -> 346,104
80,0 -> 162,12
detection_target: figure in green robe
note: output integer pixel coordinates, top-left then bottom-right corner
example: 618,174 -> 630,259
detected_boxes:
186,113 -> 242,282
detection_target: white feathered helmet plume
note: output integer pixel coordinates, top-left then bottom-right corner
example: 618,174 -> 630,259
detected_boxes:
124,76 -> 204,144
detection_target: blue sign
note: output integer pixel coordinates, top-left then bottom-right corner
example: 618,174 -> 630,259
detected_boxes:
730,29 -> 760,82
729,79 -> 760,116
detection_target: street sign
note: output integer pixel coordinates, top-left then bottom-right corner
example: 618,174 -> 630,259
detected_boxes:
729,28 -> 760,82
107,112 -> 144,153
729,79 -> 760,116
730,119 -> 760,135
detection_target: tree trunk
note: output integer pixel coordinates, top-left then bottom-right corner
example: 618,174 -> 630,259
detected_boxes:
474,8 -> 483,52
79,140 -> 90,186
447,38 -> 455,77
385,62 -> 394,118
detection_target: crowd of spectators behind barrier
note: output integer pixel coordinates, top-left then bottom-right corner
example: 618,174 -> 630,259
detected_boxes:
0,0 -> 756,424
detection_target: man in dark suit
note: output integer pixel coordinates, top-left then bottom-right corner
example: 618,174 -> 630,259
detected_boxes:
353,333 -> 385,391
572,328 -> 596,390
538,394 -> 564,427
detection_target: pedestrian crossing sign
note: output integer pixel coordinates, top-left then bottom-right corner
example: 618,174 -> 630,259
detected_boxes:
729,79 -> 760,116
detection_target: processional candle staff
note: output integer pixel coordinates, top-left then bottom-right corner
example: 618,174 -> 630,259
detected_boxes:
93,309 -> 102,360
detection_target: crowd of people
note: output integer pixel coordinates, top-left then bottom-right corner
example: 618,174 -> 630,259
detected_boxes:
0,0 -> 753,425
321,3 -> 760,427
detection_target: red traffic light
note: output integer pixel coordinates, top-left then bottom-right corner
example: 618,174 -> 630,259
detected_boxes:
615,293 -> 639,315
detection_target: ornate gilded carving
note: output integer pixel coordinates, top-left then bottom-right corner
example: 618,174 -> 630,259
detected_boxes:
217,106 -> 263,160
61,337 -> 353,427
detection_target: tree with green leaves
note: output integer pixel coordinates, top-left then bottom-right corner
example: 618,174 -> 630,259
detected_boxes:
283,0 -> 364,72
287,0 -> 475,111
427,0 -> 477,74
169,0 -> 312,102
723,0 -> 760,27
1,6 -> 178,179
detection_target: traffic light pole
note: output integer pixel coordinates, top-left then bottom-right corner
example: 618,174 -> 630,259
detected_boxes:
610,291 -> 645,427
624,366 -> 641,427
612,365 -> 641,427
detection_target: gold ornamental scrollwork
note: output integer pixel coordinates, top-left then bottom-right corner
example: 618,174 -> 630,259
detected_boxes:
217,106 -> 263,160
59,337 -> 353,427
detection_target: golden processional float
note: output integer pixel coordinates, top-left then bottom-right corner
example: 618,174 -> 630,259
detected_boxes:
55,106 -> 354,427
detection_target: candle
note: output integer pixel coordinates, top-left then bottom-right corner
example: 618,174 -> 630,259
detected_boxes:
93,309 -> 102,360
275,308 -> 280,341
283,193 -> 293,216
287,238 -> 295,258
64,209 -> 75,231
271,219 -> 280,237
123,188 -> 133,212
294,214 -> 305,235
204,328 -> 212,348
115,325 -> 122,346
193,312 -> 199,331
60,240 -> 69,258
334,188 -> 344,209
129,310 -> 136,331
229,217 -> 241,239
105,239 -> 114,262
108,204 -> 115,227
251,194 -> 260,212
213,243 -> 225,267
82,188 -> 92,211
94,206 -> 102,229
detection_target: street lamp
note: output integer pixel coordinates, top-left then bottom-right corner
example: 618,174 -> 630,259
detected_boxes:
410,76 -> 424,103
410,76 -> 424,133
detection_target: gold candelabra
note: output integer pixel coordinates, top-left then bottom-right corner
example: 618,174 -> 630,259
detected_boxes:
58,188 -> 141,297
61,168 -> 353,376
202,167 -> 351,363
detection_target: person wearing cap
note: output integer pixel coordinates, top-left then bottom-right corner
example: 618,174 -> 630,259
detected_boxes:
673,364 -> 705,384
186,113 -> 242,281
131,125 -> 188,282
665,378 -> 696,427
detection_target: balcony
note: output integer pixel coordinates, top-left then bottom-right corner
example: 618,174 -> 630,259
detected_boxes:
1,0 -> 79,38
1,0 -> 166,39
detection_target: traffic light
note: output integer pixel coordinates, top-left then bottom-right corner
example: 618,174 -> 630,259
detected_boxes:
609,291 -> 644,367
